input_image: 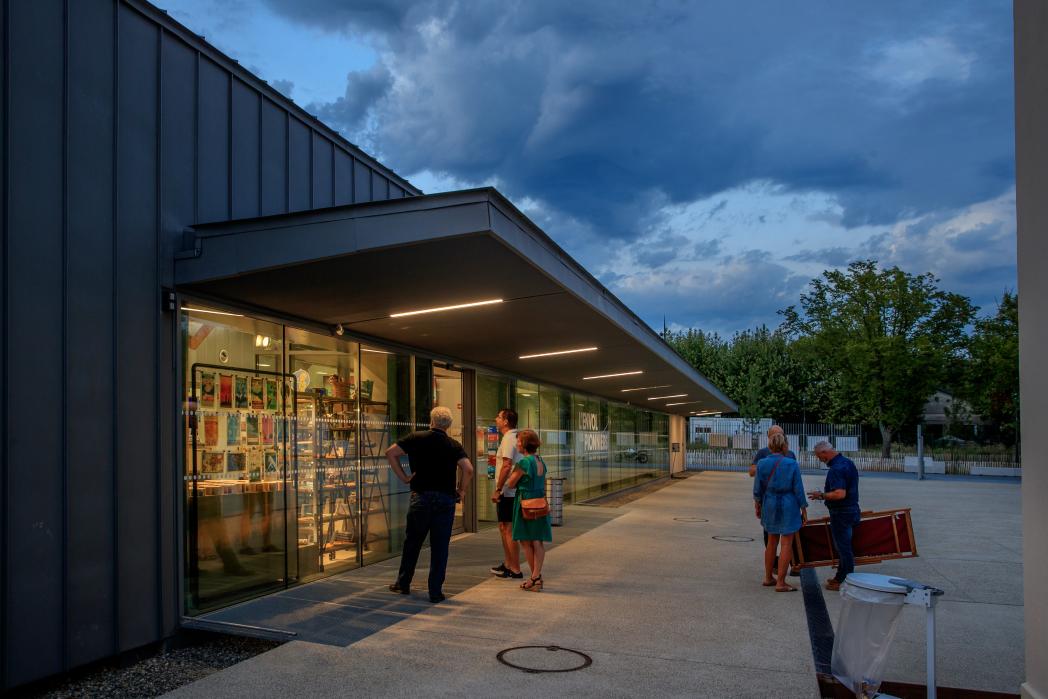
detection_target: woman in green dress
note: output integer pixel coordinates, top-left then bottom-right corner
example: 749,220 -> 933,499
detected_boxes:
505,429 -> 552,591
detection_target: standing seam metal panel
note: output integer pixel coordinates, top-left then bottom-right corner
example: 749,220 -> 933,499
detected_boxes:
159,29 -> 195,643
1,0 -> 8,689
196,56 -> 228,223
6,0 -> 65,686
334,149 -> 352,206
66,0 -> 117,668
312,134 -> 333,208
231,78 -> 260,219
115,3 -> 159,651
288,117 -> 310,211
354,158 -> 370,203
260,98 -> 287,216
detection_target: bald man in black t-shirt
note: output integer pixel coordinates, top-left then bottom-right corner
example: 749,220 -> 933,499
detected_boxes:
385,406 -> 474,603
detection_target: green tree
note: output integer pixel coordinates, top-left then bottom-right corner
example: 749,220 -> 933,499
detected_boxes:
960,292 -> 1019,448
667,326 -> 832,423
665,328 -> 729,390
781,260 -> 975,457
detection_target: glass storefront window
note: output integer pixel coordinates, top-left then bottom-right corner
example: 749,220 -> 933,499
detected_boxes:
573,393 -> 609,501
539,385 -> 573,502
515,381 -> 539,429
181,301 -> 674,616
475,373 -> 512,527
182,306 -> 289,614
286,327 -> 360,580
359,345 -> 414,563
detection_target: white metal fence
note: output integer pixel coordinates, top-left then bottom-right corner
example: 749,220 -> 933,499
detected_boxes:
686,448 -> 1020,477
687,417 -> 1019,477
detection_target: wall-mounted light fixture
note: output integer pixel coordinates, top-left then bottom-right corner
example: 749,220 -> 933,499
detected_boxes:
255,334 -> 272,349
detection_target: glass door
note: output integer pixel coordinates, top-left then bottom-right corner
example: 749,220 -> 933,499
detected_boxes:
433,363 -> 465,532
286,328 -> 362,580
182,307 -> 292,614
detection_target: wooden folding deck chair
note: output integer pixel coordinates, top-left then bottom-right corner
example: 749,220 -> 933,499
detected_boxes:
792,507 -> 918,569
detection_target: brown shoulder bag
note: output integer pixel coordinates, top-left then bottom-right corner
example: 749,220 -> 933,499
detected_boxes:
520,456 -> 550,520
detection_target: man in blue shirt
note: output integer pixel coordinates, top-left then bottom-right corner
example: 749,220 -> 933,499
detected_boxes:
809,441 -> 860,591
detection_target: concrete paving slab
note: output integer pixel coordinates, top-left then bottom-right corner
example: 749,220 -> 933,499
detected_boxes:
169,472 -> 1022,698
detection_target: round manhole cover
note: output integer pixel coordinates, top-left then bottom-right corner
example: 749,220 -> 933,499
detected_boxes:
673,517 -> 709,523
496,646 -> 593,674
712,535 -> 755,543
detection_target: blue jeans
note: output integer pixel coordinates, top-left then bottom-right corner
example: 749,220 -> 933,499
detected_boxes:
830,508 -> 861,583
395,491 -> 456,596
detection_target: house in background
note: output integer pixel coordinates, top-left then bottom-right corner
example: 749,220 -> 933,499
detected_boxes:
922,389 -> 981,440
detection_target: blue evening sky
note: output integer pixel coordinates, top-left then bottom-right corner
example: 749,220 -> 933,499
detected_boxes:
162,1 -> 1016,337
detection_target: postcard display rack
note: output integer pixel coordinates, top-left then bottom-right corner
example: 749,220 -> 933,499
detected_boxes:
187,364 -> 294,569
295,390 -> 393,574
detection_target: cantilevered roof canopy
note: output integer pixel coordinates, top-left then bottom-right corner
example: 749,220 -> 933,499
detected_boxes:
175,188 -> 736,417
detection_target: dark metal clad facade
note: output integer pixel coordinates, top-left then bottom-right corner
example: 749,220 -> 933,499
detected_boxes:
67,0 -> 117,669
313,135 -> 334,209
116,4 -> 160,652
8,0 -> 66,685
0,0 -> 8,683
0,0 -> 418,690
289,116 -> 311,211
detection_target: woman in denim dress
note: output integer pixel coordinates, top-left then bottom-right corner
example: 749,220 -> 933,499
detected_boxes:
753,433 -> 808,591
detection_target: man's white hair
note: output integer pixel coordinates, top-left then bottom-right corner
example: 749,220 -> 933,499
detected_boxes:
812,440 -> 833,452
430,406 -> 454,430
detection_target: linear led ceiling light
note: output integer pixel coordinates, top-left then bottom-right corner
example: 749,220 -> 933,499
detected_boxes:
647,394 -> 686,400
666,400 -> 703,407
582,370 -> 644,380
519,346 -> 598,359
691,410 -> 720,416
181,306 -> 244,317
390,298 -> 503,318
620,385 -> 670,393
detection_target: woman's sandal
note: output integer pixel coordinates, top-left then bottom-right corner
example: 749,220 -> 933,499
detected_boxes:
521,575 -> 543,592
775,583 -> 797,592
762,579 -> 776,587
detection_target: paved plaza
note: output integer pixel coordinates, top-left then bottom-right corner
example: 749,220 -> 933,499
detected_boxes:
169,472 -> 1023,698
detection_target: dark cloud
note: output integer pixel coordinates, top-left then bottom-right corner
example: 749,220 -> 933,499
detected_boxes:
692,239 -> 722,258
784,246 -> 856,266
271,79 -> 295,98
606,251 -> 811,336
857,194 -> 1016,313
313,63 -> 392,134
260,0 -> 423,37
253,0 -> 1015,332
262,0 -> 1013,241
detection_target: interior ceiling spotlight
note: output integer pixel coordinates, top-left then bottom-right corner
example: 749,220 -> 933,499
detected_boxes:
335,323 -> 345,336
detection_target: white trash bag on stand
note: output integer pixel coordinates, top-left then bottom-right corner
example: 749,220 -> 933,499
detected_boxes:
831,574 -> 908,697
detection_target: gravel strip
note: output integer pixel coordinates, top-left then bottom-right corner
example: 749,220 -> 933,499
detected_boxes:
23,633 -> 281,699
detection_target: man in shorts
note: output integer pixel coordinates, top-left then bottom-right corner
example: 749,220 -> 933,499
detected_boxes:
489,408 -> 524,579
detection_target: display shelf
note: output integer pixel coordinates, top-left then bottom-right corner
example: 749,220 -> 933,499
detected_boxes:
291,390 -> 395,571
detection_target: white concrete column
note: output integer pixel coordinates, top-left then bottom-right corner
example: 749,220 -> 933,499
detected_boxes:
1015,3 -> 1047,697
